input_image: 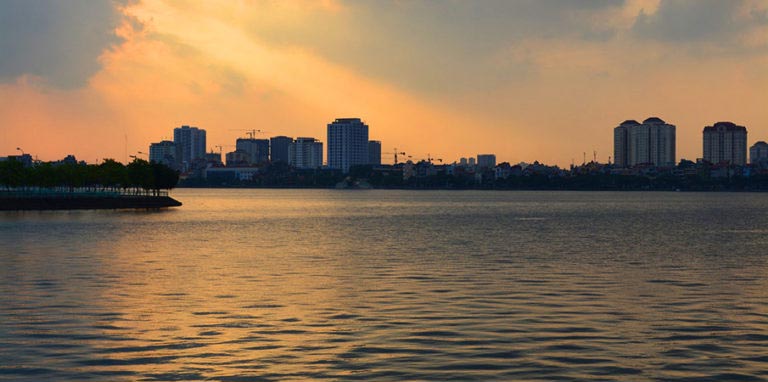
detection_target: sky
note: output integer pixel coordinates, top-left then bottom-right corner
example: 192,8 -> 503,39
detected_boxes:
1,0 -> 767,166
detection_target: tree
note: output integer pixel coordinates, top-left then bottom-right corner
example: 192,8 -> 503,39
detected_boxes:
99,159 -> 127,191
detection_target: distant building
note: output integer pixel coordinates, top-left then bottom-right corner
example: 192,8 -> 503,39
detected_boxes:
477,154 -> 496,169
703,121 -> 747,165
750,141 -> 768,165
289,137 -> 323,169
613,117 -> 676,168
459,157 -> 468,167
149,140 -> 176,168
205,152 -> 223,166
205,167 -> 260,182
468,157 -> 476,167
327,118 -> 369,173
173,125 -> 206,168
236,138 -> 269,165
225,150 -> 250,166
57,155 -> 79,166
270,136 -> 293,163
368,140 -> 382,165
1,154 -> 34,167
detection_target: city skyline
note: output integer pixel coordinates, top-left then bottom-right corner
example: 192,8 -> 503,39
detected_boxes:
1,1 -> 767,166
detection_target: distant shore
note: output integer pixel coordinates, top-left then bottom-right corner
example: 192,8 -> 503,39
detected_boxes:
176,184 -> 768,192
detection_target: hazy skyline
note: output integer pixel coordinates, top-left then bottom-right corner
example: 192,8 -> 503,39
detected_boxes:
1,0 -> 767,165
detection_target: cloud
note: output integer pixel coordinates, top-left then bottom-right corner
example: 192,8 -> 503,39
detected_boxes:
631,0 -> 768,48
0,0 -> 131,88
226,0 -> 628,94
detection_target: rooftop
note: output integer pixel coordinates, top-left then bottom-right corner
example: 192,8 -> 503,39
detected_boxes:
703,121 -> 747,132
333,118 -> 363,123
643,117 -> 665,124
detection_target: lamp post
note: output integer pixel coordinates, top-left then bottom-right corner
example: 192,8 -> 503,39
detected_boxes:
16,147 -> 24,156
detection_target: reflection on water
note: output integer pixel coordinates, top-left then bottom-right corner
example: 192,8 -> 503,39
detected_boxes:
1,189 -> 768,381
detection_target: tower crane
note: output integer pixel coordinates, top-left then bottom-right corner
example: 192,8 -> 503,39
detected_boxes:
383,148 -> 406,165
229,129 -> 269,139
426,154 -> 442,164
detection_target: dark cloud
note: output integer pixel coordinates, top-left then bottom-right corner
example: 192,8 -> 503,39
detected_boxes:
250,0 -> 625,94
0,0 -> 130,88
631,0 -> 760,43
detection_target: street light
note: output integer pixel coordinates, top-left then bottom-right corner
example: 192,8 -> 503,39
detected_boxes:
16,147 -> 24,156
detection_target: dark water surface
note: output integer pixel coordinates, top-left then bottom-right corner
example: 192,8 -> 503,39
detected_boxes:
1,189 -> 768,381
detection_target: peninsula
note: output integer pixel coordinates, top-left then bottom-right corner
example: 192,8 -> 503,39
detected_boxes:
0,158 -> 181,211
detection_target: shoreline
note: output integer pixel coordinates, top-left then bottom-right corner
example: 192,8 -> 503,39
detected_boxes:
175,185 -> 768,192
0,194 -> 182,211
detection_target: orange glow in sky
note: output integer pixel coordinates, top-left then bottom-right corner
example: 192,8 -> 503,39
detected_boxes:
1,0 -> 766,165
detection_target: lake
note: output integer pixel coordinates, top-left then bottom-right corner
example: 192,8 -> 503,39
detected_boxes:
1,189 -> 768,381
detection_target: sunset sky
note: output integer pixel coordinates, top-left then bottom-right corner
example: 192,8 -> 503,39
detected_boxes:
1,0 -> 767,165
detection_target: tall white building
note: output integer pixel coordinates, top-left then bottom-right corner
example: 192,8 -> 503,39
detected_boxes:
327,118 -> 369,173
703,121 -> 747,165
289,137 -> 323,169
149,140 -> 176,168
750,141 -> 768,165
613,117 -> 676,168
173,125 -> 206,168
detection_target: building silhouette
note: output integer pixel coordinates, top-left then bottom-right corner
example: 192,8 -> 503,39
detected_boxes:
750,141 -> 768,165
477,154 -> 496,169
235,138 -> 269,165
327,118 -> 369,173
270,136 -> 293,163
289,137 -> 323,169
149,140 -> 176,168
368,140 -> 382,165
225,150 -> 250,166
614,117 -> 676,168
703,121 -> 747,165
173,125 -> 206,169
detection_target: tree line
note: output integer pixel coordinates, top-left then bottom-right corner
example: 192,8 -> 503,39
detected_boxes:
0,158 -> 179,195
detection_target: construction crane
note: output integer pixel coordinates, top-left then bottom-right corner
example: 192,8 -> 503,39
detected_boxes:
229,129 -> 269,139
383,148 -> 406,165
425,154 -> 442,164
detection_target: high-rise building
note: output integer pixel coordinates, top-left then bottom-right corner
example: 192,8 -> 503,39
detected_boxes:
327,118 -> 369,173
270,136 -> 293,163
613,117 -> 676,168
368,140 -> 382,165
750,141 -> 768,165
149,140 -> 176,168
477,154 -> 496,169
613,120 -> 636,168
289,137 -> 323,169
703,121 -> 747,165
235,138 -> 269,165
173,125 -> 206,167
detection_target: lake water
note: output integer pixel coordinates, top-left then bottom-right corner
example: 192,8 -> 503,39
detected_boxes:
1,189 -> 768,381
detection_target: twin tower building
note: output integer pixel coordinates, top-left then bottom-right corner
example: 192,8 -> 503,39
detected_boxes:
614,117 -> 752,168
